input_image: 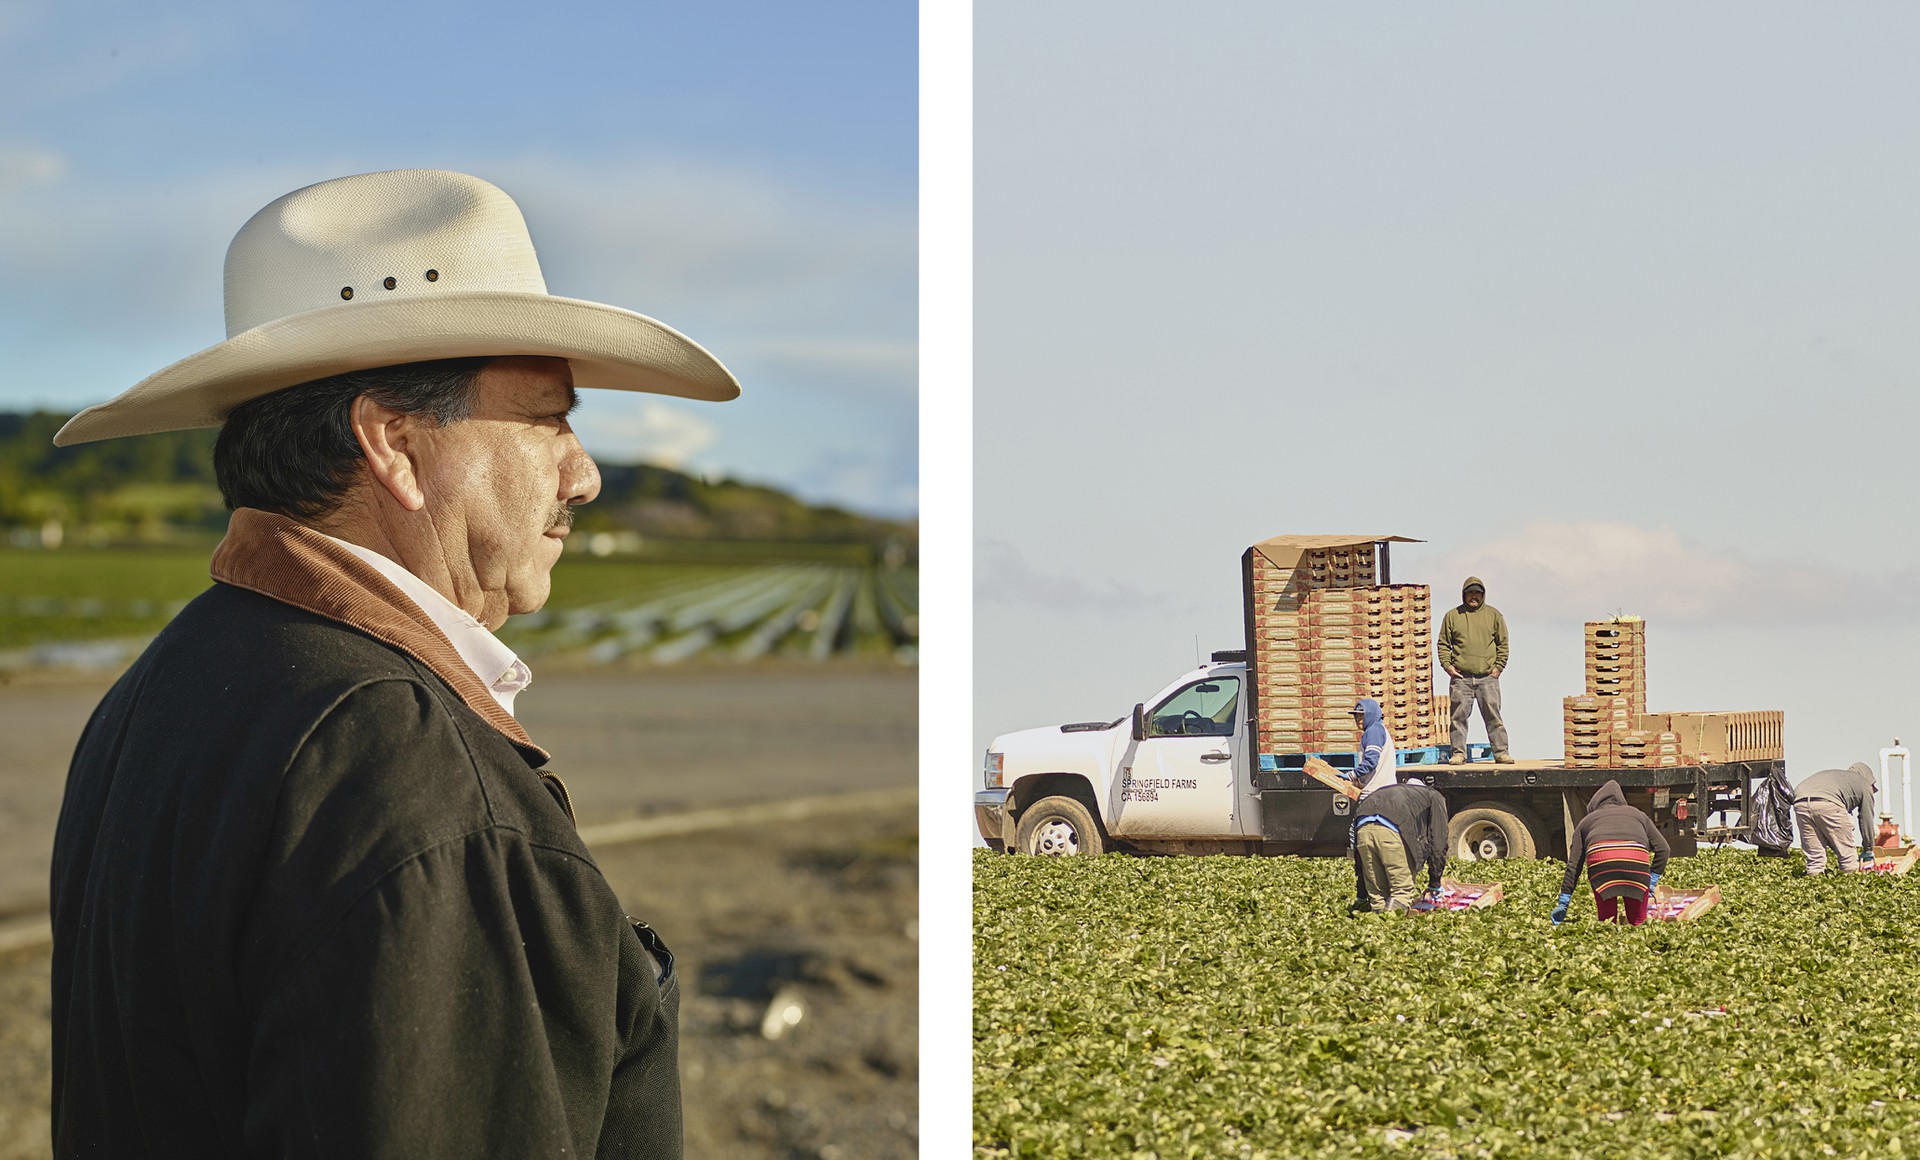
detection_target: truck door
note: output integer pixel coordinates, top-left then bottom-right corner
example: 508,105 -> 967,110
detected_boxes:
1112,675 -> 1241,839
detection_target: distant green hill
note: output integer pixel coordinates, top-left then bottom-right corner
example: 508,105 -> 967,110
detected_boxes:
0,411 -> 914,552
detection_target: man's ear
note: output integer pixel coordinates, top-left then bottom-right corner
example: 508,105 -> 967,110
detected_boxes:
349,395 -> 427,512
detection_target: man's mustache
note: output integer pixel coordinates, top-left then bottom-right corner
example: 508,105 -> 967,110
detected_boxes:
547,504 -> 575,533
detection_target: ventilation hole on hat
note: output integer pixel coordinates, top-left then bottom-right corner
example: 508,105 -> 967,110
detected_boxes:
340,287 -> 353,300
424,269 -> 439,282
383,276 -> 397,290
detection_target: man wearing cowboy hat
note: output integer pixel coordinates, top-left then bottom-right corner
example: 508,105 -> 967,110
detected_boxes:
49,170 -> 736,1157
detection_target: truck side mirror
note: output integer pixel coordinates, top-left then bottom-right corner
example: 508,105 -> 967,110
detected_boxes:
1131,703 -> 1147,742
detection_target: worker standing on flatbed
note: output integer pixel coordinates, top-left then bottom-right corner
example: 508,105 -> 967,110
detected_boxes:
1437,576 -> 1512,765
1348,779 -> 1449,914
1792,762 -> 1880,874
1553,780 -> 1671,926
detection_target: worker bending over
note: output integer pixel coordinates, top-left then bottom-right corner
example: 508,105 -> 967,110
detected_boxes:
1349,778 -> 1449,914
1553,780 -> 1671,926
1792,762 -> 1879,874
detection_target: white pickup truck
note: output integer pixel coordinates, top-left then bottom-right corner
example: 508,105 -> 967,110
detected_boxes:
975,652 -> 1774,860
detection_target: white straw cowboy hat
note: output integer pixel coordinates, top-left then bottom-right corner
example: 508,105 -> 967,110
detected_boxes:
54,168 -> 739,446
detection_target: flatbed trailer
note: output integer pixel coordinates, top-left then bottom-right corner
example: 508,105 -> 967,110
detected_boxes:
1252,753 -> 1782,860
976,656 -> 1785,861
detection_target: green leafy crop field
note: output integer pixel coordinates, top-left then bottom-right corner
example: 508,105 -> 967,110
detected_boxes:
0,547 -> 917,662
974,850 -> 1920,1158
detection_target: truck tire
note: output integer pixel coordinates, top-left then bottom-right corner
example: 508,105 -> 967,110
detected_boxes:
1450,802 -> 1541,861
1015,795 -> 1105,857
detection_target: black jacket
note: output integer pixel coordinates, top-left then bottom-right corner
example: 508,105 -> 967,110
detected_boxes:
51,512 -> 680,1158
1351,782 -> 1449,893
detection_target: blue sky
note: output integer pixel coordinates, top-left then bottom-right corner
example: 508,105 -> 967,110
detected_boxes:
975,3 -> 1920,802
0,0 -> 918,516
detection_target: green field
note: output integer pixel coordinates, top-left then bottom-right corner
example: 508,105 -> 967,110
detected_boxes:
974,850 -> 1920,1158
0,546 -> 916,661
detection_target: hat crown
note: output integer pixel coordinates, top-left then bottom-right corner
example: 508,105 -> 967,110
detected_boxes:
222,169 -> 549,337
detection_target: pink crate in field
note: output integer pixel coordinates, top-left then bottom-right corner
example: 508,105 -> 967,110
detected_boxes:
1410,878 -> 1503,913
1648,885 -> 1720,921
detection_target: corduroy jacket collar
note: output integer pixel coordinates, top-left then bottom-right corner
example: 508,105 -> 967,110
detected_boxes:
210,507 -> 547,760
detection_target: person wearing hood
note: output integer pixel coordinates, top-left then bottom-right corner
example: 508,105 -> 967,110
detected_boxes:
1552,780 -> 1671,925
1437,576 -> 1512,764
1347,698 -> 1399,798
1348,778 -> 1450,913
1792,762 -> 1880,874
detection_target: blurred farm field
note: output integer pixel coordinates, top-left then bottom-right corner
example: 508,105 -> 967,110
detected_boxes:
974,850 -> 1920,1159
0,544 -> 916,665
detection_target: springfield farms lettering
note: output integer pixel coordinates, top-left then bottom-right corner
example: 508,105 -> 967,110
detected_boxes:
1120,774 -> 1199,802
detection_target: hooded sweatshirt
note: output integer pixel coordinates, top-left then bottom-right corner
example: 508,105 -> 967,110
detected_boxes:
1793,762 -> 1878,855
1436,576 -> 1509,677
1350,698 -> 1398,798
1561,779 -> 1671,897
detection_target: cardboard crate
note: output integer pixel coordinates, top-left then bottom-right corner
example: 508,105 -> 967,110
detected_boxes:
1309,608 -> 1360,626
1651,711 -> 1785,762
1648,885 -> 1720,922
1563,694 -> 1634,727
1410,878 -> 1504,912
1867,846 -> 1919,875
1301,756 -> 1362,800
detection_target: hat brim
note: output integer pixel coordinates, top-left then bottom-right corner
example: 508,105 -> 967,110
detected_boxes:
53,291 -> 740,445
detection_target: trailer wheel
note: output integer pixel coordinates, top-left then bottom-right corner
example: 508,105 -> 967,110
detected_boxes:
1450,803 -> 1541,861
1015,795 -> 1105,857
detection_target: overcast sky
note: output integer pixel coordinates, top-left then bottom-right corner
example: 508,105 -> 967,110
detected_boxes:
974,3 -> 1920,829
0,0 -> 917,517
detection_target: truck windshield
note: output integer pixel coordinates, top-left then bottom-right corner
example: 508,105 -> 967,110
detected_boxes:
1147,677 -> 1241,738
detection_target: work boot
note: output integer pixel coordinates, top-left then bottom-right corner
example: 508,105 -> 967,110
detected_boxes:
1494,751 -> 1515,764
1448,751 -> 1467,766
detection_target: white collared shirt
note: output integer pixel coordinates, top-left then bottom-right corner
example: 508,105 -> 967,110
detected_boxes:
321,535 -> 533,716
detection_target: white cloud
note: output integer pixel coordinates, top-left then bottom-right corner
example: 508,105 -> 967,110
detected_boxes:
0,144 -> 66,198
500,158 -> 916,399
976,538 -> 1194,615
577,401 -> 717,469
732,336 -> 918,391
1427,520 -> 1914,626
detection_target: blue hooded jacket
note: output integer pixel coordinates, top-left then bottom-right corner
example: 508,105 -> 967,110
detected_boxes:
1351,698 -> 1397,796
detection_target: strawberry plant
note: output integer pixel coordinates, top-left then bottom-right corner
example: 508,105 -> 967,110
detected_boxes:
974,850 -> 1920,1158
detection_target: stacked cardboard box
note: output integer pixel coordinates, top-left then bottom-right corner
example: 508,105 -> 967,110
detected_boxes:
1304,544 -> 1379,590
1584,618 -> 1647,716
1247,550 -> 1310,753
1559,617 -> 1787,766
1358,585 -> 1436,746
1637,711 -> 1785,764
1613,729 -> 1681,768
1245,540 -> 1438,753
1563,694 -> 1634,767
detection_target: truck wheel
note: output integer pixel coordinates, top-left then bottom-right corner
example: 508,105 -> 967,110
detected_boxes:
1015,796 -> 1105,857
1450,803 -> 1541,861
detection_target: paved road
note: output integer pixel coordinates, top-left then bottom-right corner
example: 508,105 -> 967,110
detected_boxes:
0,662 -> 917,916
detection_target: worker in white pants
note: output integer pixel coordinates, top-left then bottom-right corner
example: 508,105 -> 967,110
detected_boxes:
1793,762 -> 1879,874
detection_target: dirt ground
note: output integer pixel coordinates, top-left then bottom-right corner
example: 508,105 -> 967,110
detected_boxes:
0,662 -> 917,1159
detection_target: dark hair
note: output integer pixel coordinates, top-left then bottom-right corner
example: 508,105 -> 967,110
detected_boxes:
213,357 -> 492,518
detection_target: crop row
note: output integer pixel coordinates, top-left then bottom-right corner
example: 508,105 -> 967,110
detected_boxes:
975,849 -> 1920,1158
502,562 -> 918,663
0,547 -> 916,666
